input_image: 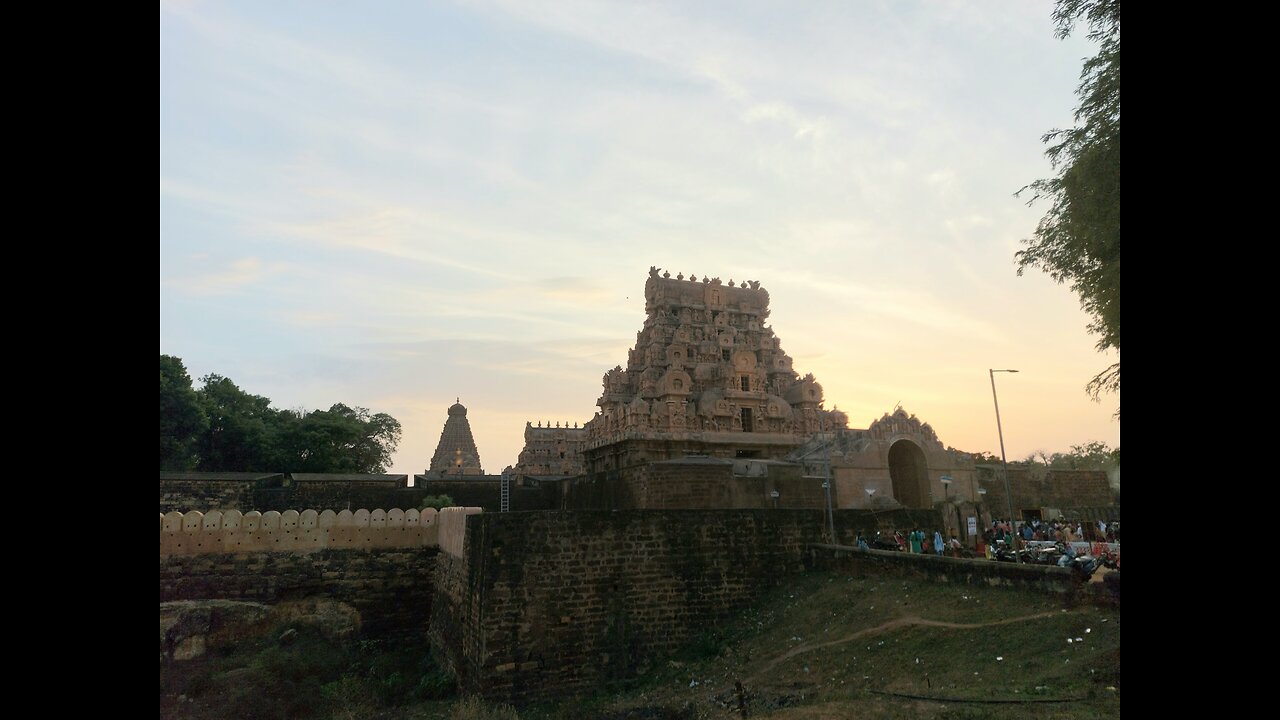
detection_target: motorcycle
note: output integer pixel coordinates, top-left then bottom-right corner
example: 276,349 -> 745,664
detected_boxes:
870,532 -> 901,551
1057,547 -> 1099,578
992,541 -> 1032,563
1097,548 -> 1120,570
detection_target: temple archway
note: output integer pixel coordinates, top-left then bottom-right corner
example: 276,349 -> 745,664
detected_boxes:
889,439 -> 929,508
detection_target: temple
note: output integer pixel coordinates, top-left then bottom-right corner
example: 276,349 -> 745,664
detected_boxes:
424,400 -> 484,478
508,421 -> 587,478
582,268 -> 846,478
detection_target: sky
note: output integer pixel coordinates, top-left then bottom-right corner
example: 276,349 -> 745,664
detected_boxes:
160,0 -> 1120,478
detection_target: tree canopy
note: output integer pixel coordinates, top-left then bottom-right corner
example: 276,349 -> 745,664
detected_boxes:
1021,440 -> 1120,471
1017,0 -> 1120,415
159,355 -> 402,473
160,355 -> 208,470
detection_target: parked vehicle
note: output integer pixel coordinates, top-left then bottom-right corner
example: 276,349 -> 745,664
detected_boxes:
870,532 -> 901,551
1057,545 -> 1099,578
1098,548 -> 1121,570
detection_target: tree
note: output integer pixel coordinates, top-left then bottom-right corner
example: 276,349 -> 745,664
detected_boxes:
280,403 -> 402,473
1018,441 -> 1119,471
196,373 -> 279,472
1017,0 -> 1120,416
160,355 -> 208,470
159,355 -> 403,473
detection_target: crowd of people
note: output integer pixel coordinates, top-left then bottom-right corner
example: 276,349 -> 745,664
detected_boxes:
854,518 -> 1120,558
856,527 -> 968,557
984,518 -> 1120,546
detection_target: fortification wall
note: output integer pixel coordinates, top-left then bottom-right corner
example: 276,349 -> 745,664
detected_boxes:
413,480 -> 553,512
979,468 -> 1113,513
162,476 -> 554,514
808,545 -> 1081,597
554,467 -> 845,511
159,548 -> 439,638
159,508 -> 441,556
160,478 -> 261,514
633,463 -> 734,507
159,507 -> 481,639
432,508 -> 939,706
286,480 -> 405,513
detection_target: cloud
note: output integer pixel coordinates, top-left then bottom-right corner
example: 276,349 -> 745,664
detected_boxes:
178,257 -> 264,295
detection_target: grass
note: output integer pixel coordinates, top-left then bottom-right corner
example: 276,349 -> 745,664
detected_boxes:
521,571 -> 1119,720
162,572 -> 1119,720
160,626 -> 456,720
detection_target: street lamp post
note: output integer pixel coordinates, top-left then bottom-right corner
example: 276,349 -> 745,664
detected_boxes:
989,369 -> 1020,561
865,487 -> 876,506
798,433 -> 838,544
940,475 -> 953,541
977,487 -> 988,555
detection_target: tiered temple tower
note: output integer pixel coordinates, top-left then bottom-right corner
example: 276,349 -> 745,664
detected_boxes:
425,401 -> 484,478
582,268 -> 845,475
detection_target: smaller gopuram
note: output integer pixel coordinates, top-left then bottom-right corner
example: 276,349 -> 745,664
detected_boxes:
425,400 -> 485,479
510,421 -> 588,478
582,268 -> 847,478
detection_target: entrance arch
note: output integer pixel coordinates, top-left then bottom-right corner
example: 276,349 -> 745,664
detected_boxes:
888,439 -> 930,508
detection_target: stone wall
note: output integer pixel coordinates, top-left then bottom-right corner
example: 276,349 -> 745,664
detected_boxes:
158,507 -> 483,641
428,552 -> 482,687
159,548 -> 439,638
808,545 -> 1081,597
413,479 -> 553,512
287,477 -> 406,512
979,468 -> 1114,513
159,508 -> 441,556
161,474 -> 554,514
553,463 -> 829,511
430,508 -> 939,706
633,461 -> 735,507
159,473 -> 281,513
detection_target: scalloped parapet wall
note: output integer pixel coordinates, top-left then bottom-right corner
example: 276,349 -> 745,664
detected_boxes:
159,507 -> 483,557
437,506 -> 483,558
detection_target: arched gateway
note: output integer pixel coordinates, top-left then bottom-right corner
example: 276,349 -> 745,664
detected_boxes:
888,439 -> 930,508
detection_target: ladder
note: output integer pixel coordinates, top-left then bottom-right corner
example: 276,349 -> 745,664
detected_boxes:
500,474 -> 511,513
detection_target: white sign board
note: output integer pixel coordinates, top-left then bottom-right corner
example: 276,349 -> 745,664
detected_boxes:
967,516 -> 977,536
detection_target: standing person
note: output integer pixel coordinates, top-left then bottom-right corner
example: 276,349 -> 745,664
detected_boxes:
909,527 -> 923,554
933,530 -> 945,556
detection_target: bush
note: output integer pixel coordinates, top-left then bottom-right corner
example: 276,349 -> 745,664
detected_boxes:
419,494 -> 455,511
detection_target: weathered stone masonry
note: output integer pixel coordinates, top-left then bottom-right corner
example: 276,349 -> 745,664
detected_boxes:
429,508 -> 938,706
158,506 -> 477,639
160,549 -> 439,638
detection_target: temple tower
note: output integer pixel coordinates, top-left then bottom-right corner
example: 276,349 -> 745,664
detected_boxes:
425,400 -> 484,478
582,268 -> 845,476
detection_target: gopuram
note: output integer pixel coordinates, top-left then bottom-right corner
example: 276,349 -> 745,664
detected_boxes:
424,400 -> 485,479
582,268 -> 846,477
506,421 -> 587,478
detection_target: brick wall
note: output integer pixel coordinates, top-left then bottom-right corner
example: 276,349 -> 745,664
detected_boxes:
809,545 -> 1080,597
431,508 -> 939,706
553,465 -> 830,510
164,483 -> 554,515
159,548 -> 439,638
160,479 -> 259,513
979,468 -> 1113,513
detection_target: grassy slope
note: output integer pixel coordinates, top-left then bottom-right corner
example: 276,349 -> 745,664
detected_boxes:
523,570 -> 1120,720
161,571 -> 1120,720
